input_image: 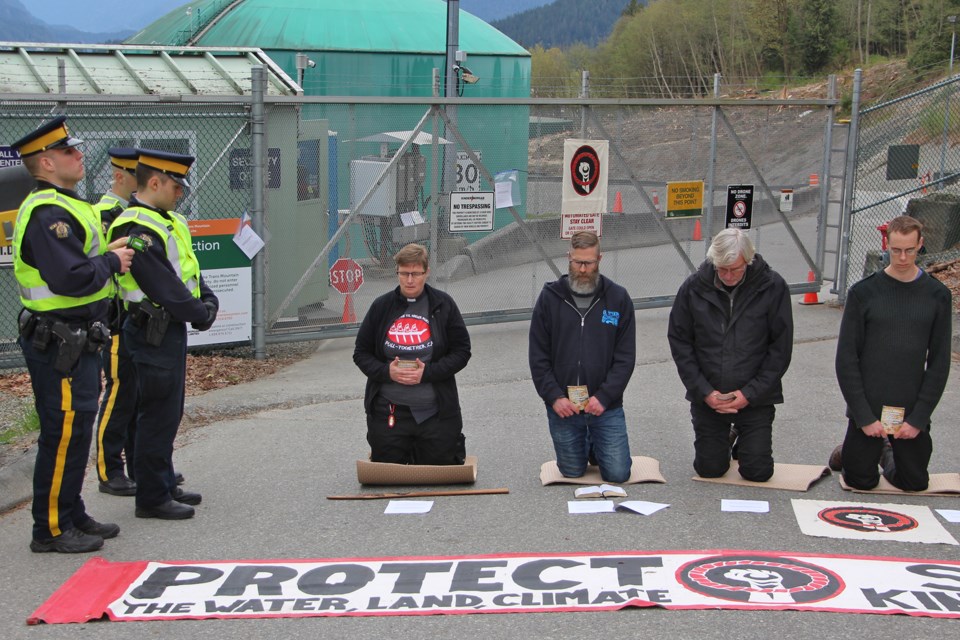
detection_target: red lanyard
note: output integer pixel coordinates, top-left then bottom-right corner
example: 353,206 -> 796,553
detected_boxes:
388,403 -> 396,428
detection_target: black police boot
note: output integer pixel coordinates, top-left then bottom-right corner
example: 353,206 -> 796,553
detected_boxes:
30,528 -> 104,553
76,517 -> 120,539
135,500 -> 195,520
99,475 -> 137,496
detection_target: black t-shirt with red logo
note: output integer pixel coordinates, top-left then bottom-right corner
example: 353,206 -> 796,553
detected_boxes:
379,294 -> 438,417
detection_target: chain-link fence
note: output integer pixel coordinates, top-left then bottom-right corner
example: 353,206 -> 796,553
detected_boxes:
841,75 -> 960,299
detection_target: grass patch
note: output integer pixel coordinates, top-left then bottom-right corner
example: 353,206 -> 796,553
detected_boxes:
0,405 -> 39,445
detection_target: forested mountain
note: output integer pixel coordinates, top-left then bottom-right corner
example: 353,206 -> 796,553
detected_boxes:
530,0 -> 960,98
491,0 -> 634,48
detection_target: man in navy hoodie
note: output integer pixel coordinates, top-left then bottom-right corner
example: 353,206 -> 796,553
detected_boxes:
529,231 -> 636,483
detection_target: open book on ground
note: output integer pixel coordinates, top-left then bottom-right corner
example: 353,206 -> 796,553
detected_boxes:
573,484 -> 627,499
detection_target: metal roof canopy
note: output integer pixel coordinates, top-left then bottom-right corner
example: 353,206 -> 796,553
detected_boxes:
0,42 -> 301,96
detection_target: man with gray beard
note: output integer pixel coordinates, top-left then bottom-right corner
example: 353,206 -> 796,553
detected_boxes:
529,231 -> 636,482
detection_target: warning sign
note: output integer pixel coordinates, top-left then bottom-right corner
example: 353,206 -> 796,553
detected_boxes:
665,181 -> 703,219
725,184 -> 754,229
450,192 -> 494,232
561,212 -> 602,239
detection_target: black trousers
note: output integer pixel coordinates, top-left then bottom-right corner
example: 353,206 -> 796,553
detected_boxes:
20,336 -> 101,541
125,319 -> 187,508
691,403 -> 775,482
95,331 -> 138,482
366,395 -> 465,465
841,418 -> 933,491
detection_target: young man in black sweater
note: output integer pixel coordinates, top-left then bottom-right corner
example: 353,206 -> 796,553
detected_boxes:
834,215 -> 952,491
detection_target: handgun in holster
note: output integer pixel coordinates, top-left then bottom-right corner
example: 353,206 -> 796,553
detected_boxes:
139,300 -> 171,347
51,322 -> 86,374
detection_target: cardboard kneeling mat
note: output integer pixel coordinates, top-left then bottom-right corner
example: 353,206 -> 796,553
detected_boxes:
357,455 -> 478,486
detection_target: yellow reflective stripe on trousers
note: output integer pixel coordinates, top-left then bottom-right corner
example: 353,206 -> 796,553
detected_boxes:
96,334 -> 121,482
49,378 -> 75,537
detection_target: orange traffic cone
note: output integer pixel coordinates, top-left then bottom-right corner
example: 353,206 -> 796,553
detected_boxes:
809,173 -> 820,186
652,190 -> 660,211
342,293 -> 357,322
692,219 -> 702,241
613,191 -> 623,214
799,271 -> 823,305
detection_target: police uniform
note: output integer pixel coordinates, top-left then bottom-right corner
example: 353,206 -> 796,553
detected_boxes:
94,147 -> 139,495
108,149 -> 218,520
11,116 -> 123,552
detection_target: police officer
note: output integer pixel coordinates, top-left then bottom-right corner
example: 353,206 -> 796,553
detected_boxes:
94,147 -> 140,496
11,116 -> 134,553
108,149 -> 218,520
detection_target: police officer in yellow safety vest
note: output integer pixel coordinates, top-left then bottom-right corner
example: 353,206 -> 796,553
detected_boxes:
108,149 -> 218,521
11,116 -> 135,554
94,147 -> 141,497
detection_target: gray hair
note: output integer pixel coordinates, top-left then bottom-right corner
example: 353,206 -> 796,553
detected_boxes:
706,228 -> 755,267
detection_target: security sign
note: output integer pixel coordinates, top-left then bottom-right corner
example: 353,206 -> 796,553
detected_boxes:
725,184 -> 754,229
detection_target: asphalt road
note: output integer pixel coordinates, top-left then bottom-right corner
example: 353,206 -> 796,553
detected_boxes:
1,294 -> 959,638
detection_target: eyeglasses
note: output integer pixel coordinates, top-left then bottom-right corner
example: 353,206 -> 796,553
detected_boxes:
397,271 -> 427,279
569,259 -> 599,269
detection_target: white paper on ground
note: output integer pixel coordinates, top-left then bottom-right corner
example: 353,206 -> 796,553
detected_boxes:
384,500 -> 434,514
567,501 -> 616,514
616,501 -> 670,515
721,499 -> 769,513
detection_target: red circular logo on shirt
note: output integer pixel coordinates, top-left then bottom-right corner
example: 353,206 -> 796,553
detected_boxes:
387,317 -> 431,346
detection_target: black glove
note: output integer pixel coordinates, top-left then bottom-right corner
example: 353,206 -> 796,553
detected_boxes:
191,300 -> 218,332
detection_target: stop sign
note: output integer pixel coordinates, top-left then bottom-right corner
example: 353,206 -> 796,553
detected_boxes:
329,258 -> 364,294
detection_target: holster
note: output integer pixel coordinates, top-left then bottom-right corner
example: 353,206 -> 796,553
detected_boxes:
51,321 -> 86,374
132,300 -> 171,347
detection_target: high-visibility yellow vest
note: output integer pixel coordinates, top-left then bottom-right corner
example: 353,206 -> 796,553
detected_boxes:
13,189 -> 113,312
108,206 -> 201,306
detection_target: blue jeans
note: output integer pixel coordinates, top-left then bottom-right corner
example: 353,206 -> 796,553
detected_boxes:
547,406 -> 632,483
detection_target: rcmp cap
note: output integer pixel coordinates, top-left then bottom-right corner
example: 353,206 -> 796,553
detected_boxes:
10,115 -> 83,157
138,148 -> 194,189
108,147 -> 138,175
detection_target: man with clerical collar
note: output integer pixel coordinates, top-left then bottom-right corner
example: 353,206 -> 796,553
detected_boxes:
107,148 -> 218,521
354,243 -> 472,465
529,231 -> 637,483
832,215 -> 952,491
11,115 -> 134,553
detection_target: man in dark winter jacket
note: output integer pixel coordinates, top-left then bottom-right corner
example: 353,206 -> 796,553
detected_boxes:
529,231 -> 636,483
667,228 -> 793,482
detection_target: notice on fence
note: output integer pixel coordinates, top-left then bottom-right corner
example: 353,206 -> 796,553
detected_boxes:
561,212 -> 603,239
450,192 -> 494,232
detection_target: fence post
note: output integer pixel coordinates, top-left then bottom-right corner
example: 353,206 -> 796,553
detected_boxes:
837,68 -> 863,304
250,65 -> 267,359
705,73 -> 721,242
816,74 -> 837,277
